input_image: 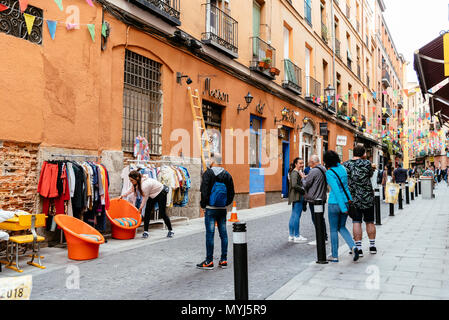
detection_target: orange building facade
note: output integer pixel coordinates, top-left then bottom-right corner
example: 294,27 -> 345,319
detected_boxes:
1,0 -> 405,215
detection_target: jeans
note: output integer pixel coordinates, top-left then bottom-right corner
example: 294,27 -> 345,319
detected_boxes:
309,202 -> 328,241
204,208 -> 228,263
328,204 -> 355,258
144,190 -> 172,232
289,200 -> 303,238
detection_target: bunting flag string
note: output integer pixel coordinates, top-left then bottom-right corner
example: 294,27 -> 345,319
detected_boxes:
0,1 -> 102,42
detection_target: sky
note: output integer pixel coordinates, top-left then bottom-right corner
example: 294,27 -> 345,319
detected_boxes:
382,0 -> 449,84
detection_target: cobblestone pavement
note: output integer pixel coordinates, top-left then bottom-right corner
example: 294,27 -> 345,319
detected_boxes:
2,194 -> 393,300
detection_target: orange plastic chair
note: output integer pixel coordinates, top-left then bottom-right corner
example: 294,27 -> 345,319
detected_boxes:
54,215 -> 105,261
106,199 -> 142,240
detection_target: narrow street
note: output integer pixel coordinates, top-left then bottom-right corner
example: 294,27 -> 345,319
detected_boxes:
29,200 -> 392,300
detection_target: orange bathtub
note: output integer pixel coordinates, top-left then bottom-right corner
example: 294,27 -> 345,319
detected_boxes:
106,199 -> 142,240
54,215 -> 105,261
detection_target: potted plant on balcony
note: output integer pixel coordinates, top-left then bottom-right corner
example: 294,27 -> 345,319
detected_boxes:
258,57 -> 272,70
270,66 -> 280,76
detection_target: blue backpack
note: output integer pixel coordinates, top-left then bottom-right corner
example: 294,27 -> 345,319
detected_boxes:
209,181 -> 227,207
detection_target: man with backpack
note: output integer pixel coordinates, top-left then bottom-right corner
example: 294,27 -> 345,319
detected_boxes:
197,153 -> 235,270
299,155 -> 329,245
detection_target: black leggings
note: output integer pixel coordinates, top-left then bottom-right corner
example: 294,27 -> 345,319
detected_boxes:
144,190 -> 172,232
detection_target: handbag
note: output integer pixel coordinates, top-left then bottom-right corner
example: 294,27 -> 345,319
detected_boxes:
329,169 -> 357,219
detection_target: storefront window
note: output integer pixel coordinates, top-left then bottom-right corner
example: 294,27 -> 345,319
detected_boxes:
337,146 -> 344,162
250,116 -> 263,168
202,100 -> 223,155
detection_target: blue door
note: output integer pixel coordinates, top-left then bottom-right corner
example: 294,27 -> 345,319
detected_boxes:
282,141 -> 290,198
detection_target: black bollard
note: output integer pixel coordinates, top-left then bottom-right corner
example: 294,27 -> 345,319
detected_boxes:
398,185 -> 403,210
382,185 -> 386,200
233,222 -> 248,301
411,186 -> 415,201
415,181 -> 418,198
405,182 -> 410,205
313,199 -> 328,265
390,203 -> 395,216
375,188 -> 382,225
418,180 -> 422,195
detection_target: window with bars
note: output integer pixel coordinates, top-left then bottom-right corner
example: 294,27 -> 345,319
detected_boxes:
202,100 -> 223,155
122,50 -> 163,155
0,1 -> 43,45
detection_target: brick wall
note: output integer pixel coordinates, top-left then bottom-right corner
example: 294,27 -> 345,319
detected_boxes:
0,141 -> 39,212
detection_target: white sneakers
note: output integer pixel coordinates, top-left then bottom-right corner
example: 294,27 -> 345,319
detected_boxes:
294,236 -> 308,243
288,236 -> 295,242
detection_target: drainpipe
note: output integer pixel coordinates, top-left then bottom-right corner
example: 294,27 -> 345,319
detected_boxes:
331,0 -> 337,112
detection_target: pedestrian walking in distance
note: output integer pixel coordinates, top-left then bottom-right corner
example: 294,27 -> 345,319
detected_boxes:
323,151 -> 360,263
197,153 -> 235,270
288,158 -> 307,243
343,145 -> 377,256
299,154 -> 329,245
120,170 -> 174,239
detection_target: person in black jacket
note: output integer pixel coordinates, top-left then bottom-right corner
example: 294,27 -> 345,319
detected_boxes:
197,153 -> 235,270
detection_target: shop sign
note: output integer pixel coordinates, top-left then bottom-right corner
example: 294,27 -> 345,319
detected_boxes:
429,156 -> 435,162
203,78 -> 229,103
336,135 -> 347,146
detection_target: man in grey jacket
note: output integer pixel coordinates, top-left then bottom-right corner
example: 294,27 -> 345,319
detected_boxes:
300,155 -> 328,245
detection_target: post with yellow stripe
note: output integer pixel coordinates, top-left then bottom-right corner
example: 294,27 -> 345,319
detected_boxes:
233,222 -> 248,300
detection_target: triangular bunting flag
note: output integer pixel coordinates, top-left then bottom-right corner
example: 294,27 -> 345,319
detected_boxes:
19,0 -> 28,12
66,23 -> 78,30
54,0 -> 63,11
102,22 -> 108,37
0,4 -> 8,11
87,24 -> 96,42
86,0 -> 94,6
23,13 -> 35,36
47,20 -> 57,40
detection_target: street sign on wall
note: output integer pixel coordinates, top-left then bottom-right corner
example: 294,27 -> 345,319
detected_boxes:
319,123 -> 328,136
336,135 -> 347,146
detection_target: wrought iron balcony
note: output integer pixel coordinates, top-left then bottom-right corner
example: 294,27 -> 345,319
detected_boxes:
305,76 -> 321,103
382,66 -> 391,88
250,37 -> 278,80
346,5 -> 351,19
321,22 -> 329,44
335,38 -> 341,59
304,1 -> 312,26
282,59 -> 302,95
130,0 -> 181,26
201,3 -> 238,58
357,64 -> 361,79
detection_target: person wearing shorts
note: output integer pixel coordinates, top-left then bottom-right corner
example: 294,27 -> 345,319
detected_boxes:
343,144 -> 377,256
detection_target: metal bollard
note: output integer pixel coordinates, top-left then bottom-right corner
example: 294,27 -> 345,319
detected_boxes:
313,199 -> 328,265
418,180 -> 422,195
405,182 -> 410,204
415,181 -> 418,197
382,185 -> 386,200
411,183 -> 415,201
375,188 -> 382,225
389,203 -> 395,216
233,222 -> 248,300
398,184 -> 403,210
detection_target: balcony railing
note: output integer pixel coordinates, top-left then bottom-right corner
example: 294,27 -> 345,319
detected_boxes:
366,74 -> 370,88
282,59 -> 302,95
305,76 -> 321,102
321,22 -> 329,44
357,64 -> 361,79
202,3 -> 238,58
347,57 -> 352,71
130,0 -> 181,26
346,5 -> 351,19
250,37 -> 278,80
382,66 -> 391,88
356,20 -> 360,33
304,0 -> 312,26
335,38 -> 341,59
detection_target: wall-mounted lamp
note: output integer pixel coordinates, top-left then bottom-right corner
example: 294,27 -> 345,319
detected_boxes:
274,107 -> 290,125
177,72 -> 192,85
298,117 -> 312,130
237,92 -> 254,113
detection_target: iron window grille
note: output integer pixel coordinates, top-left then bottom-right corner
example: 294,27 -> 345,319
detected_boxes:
129,0 -> 181,25
0,0 -> 43,45
122,50 -> 163,155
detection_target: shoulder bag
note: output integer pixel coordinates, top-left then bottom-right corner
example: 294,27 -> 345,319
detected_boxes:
329,168 -> 357,219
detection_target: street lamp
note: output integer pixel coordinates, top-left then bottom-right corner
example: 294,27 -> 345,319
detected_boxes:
324,84 -> 336,112
237,92 -> 254,113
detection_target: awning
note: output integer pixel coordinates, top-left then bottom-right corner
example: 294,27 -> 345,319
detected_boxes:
354,133 -> 380,147
414,33 -> 449,123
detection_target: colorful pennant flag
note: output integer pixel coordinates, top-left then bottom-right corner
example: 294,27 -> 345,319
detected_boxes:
0,3 -> 8,11
19,0 -> 28,12
23,13 -> 35,35
47,20 -> 57,40
54,0 -> 63,11
87,24 -> 95,42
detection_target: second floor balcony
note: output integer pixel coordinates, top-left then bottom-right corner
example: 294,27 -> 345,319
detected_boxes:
304,76 -> 321,103
201,3 -> 238,59
282,59 -> 302,95
130,0 -> 181,26
250,37 -> 278,80
321,22 -> 329,44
